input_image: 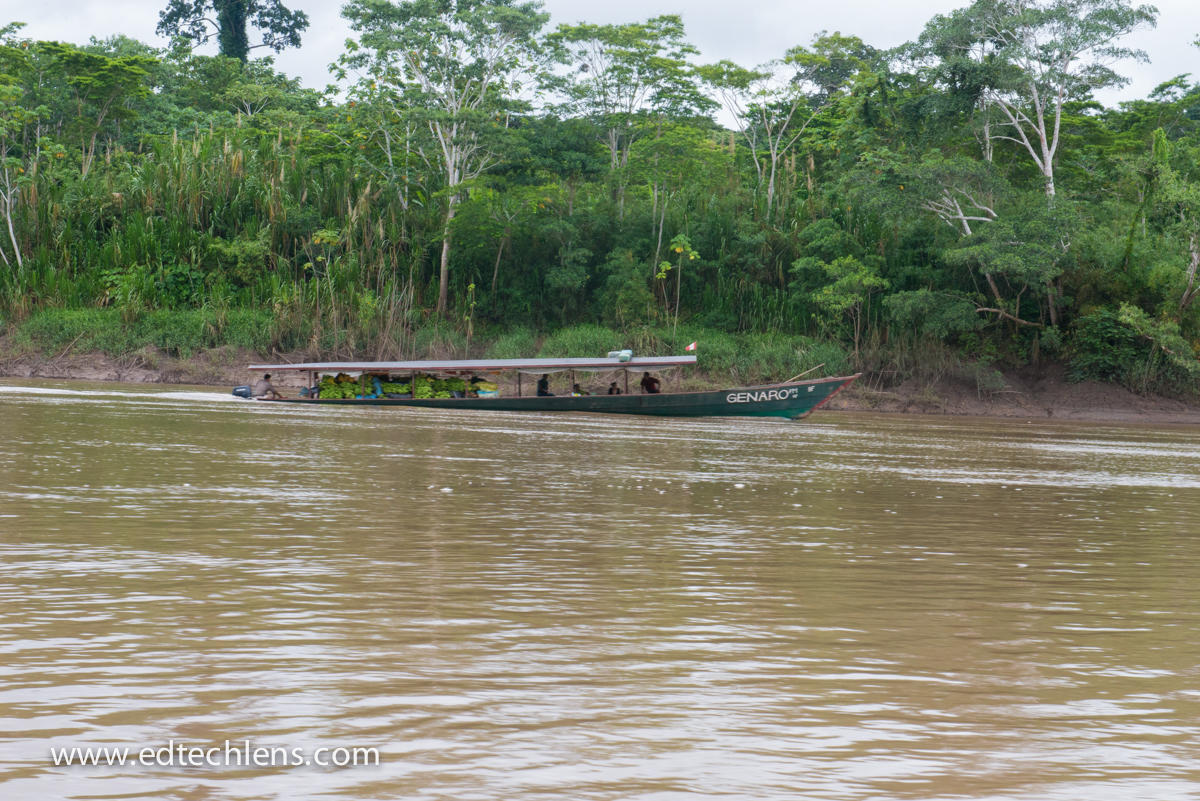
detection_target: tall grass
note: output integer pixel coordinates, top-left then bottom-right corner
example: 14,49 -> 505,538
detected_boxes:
16,308 -> 275,357
2,123 -> 428,360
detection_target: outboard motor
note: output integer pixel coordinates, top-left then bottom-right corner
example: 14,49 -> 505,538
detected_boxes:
232,385 -> 253,398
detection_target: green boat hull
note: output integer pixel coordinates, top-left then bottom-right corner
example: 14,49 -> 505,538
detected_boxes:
265,374 -> 859,420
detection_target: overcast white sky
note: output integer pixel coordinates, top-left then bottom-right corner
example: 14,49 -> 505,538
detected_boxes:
9,0 -> 1199,106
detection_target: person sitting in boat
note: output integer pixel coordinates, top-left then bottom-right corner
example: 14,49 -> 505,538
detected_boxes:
536,374 -> 554,396
607,382 -> 621,395
571,383 -> 589,396
252,373 -> 282,400
640,373 -> 661,394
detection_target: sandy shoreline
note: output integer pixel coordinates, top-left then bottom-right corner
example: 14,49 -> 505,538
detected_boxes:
3,346 -> 1199,426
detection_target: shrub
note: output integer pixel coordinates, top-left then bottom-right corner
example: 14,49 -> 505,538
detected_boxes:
883,290 -> 983,339
800,341 -> 852,378
484,328 -> 538,359
538,324 -> 624,357
688,330 -> 741,375
412,321 -> 466,359
1069,305 -> 1200,396
17,309 -> 135,355
16,308 -> 275,357
735,333 -> 849,383
639,325 -> 849,383
218,309 -> 275,352
1068,308 -> 1141,384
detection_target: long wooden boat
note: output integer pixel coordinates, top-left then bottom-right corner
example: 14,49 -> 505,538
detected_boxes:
238,356 -> 858,420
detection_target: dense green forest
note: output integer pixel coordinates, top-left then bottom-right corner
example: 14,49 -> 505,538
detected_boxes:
2,0 -> 1200,393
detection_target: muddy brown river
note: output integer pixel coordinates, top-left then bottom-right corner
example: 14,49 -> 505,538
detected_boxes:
1,381 -> 1198,800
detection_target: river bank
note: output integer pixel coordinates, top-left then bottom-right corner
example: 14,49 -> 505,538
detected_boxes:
3,342 -> 1199,425
823,363 -> 1200,425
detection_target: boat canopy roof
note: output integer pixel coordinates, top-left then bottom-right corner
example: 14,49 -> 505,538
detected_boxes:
248,355 -> 696,375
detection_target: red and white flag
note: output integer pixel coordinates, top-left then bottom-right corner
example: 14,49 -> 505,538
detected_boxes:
685,341 -> 697,351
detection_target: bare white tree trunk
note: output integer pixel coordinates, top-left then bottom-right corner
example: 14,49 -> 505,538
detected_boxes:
0,167 -> 22,269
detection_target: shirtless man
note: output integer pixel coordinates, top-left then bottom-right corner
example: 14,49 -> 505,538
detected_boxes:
252,373 -> 283,399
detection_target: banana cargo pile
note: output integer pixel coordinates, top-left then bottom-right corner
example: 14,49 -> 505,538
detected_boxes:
412,375 -> 461,399
318,373 -> 365,399
317,373 -> 499,399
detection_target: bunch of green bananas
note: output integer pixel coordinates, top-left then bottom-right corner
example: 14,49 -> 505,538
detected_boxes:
318,374 -> 363,399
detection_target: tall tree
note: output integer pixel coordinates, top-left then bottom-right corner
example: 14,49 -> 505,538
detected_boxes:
547,15 -> 711,217
630,123 -> 726,268
156,0 -> 309,62
943,197 -> 1077,327
1145,129 -> 1200,316
701,33 -> 874,223
810,255 -> 889,361
916,0 -> 1157,199
0,33 -> 32,270
340,0 -> 548,316
40,42 -> 154,179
